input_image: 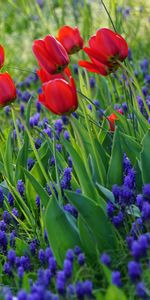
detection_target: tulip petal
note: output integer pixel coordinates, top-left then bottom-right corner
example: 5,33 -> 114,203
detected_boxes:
0,45 -> 4,69
0,72 -> 16,106
78,60 -> 108,76
44,35 -> 69,66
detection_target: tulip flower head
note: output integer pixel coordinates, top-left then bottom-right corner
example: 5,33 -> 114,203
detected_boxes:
0,45 -> 5,69
37,67 -> 68,83
108,109 -> 123,132
38,74 -> 78,115
79,28 -> 128,76
57,26 -> 84,54
32,35 -> 69,75
0,72 -> 16,107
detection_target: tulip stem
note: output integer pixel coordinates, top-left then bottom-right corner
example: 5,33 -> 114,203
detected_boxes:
11,106 -> 22,150
101,0 -> 117,32
81,101 -> 105,185
53,136 -> 63,205
77,90 -> 109,121
4,65 -> 36,74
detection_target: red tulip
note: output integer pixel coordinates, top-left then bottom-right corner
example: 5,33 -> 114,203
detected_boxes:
108,109 -> 123,132
37,67 -> 71,83
57,26 -> 84,54
0,72 -> 16,107
39,75 -> 78,115
32,35 -> 69,74
79,28 -> 128,75
0,45 -> 5,69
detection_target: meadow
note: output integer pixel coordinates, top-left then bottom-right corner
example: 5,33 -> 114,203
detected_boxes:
0,0 -> 150,299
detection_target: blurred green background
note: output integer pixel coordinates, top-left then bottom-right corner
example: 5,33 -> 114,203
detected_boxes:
0,0 -> 150,81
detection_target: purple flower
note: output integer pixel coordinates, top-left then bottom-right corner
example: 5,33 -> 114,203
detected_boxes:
63,259 -> 73,278
49,257 -> 57,274
18,266 -> 24,279
0,187 -> 4,207
3,262 -> 11,275
89,77 -> 96,89
66,249 -> 74,262
78,253 -> 85,266
74,246 -> 81,255
3,210 -> 11,224
0,230 -> 8,251
112,211 -> 124,228
56,271 -> 66,295
8,193 -> 14,207
142,184 -> 150,199
64,130 -> 70,141
76,281 -> 84,299
136,282 -> 148,298
27,158 -> 35,171
38,249 -> 45,264
54,119 -> 63,135
128,261 -> 142,282
17,290 -> 28,300
136,194 -> 143,210
10,231 -> 16,248
0,221 -> 6,231
12,207 -> 19,218
29,240 -> 37,256
112,271 -> 122,287
35,138 -> 42,149
107,201 -> 115,218
142,202 -> 150,220
100,253 -> 111,267
7,249 -> 16,266
20,104 -> 25,116
45,247 -> 53,260
73,64 -> 78,75
36,100 -> 42,112
93,99 -> 100,108
17,180 -> 25,197
64,203 -> 78,218
83,280 -> 93,297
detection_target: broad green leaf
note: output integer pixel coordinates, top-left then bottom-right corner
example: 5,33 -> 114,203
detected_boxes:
26,142 -> 50,210
45,196 -> 81,266
105,286 -> 127,300
120,132 -> 141,165
141,130 -> 150,183
107,128 -> 123,188
24,168 -> 49,208
78,216 -> 97,262
96,183 -> 115,204
66,191 -> 117,253
63,139 -> 100,203
15,238 -> 29,256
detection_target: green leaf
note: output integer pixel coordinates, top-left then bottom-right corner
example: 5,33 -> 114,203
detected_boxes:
63,139 -> 99,203
107,128 -> 123,188
15,99 -> 32,182
66,191 -> 117,253
96,183 -> 115,204
15,238 -> 29,256
120,132 -> 141,165
45,196 -> 81,266
22,273 -> 30,292
141,130 -> 150,183
105,286 -> 127,300
4,131 -> 14,184
25,142 -> 50,210
24,168 -> 49,208
78,216 -> 97,262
